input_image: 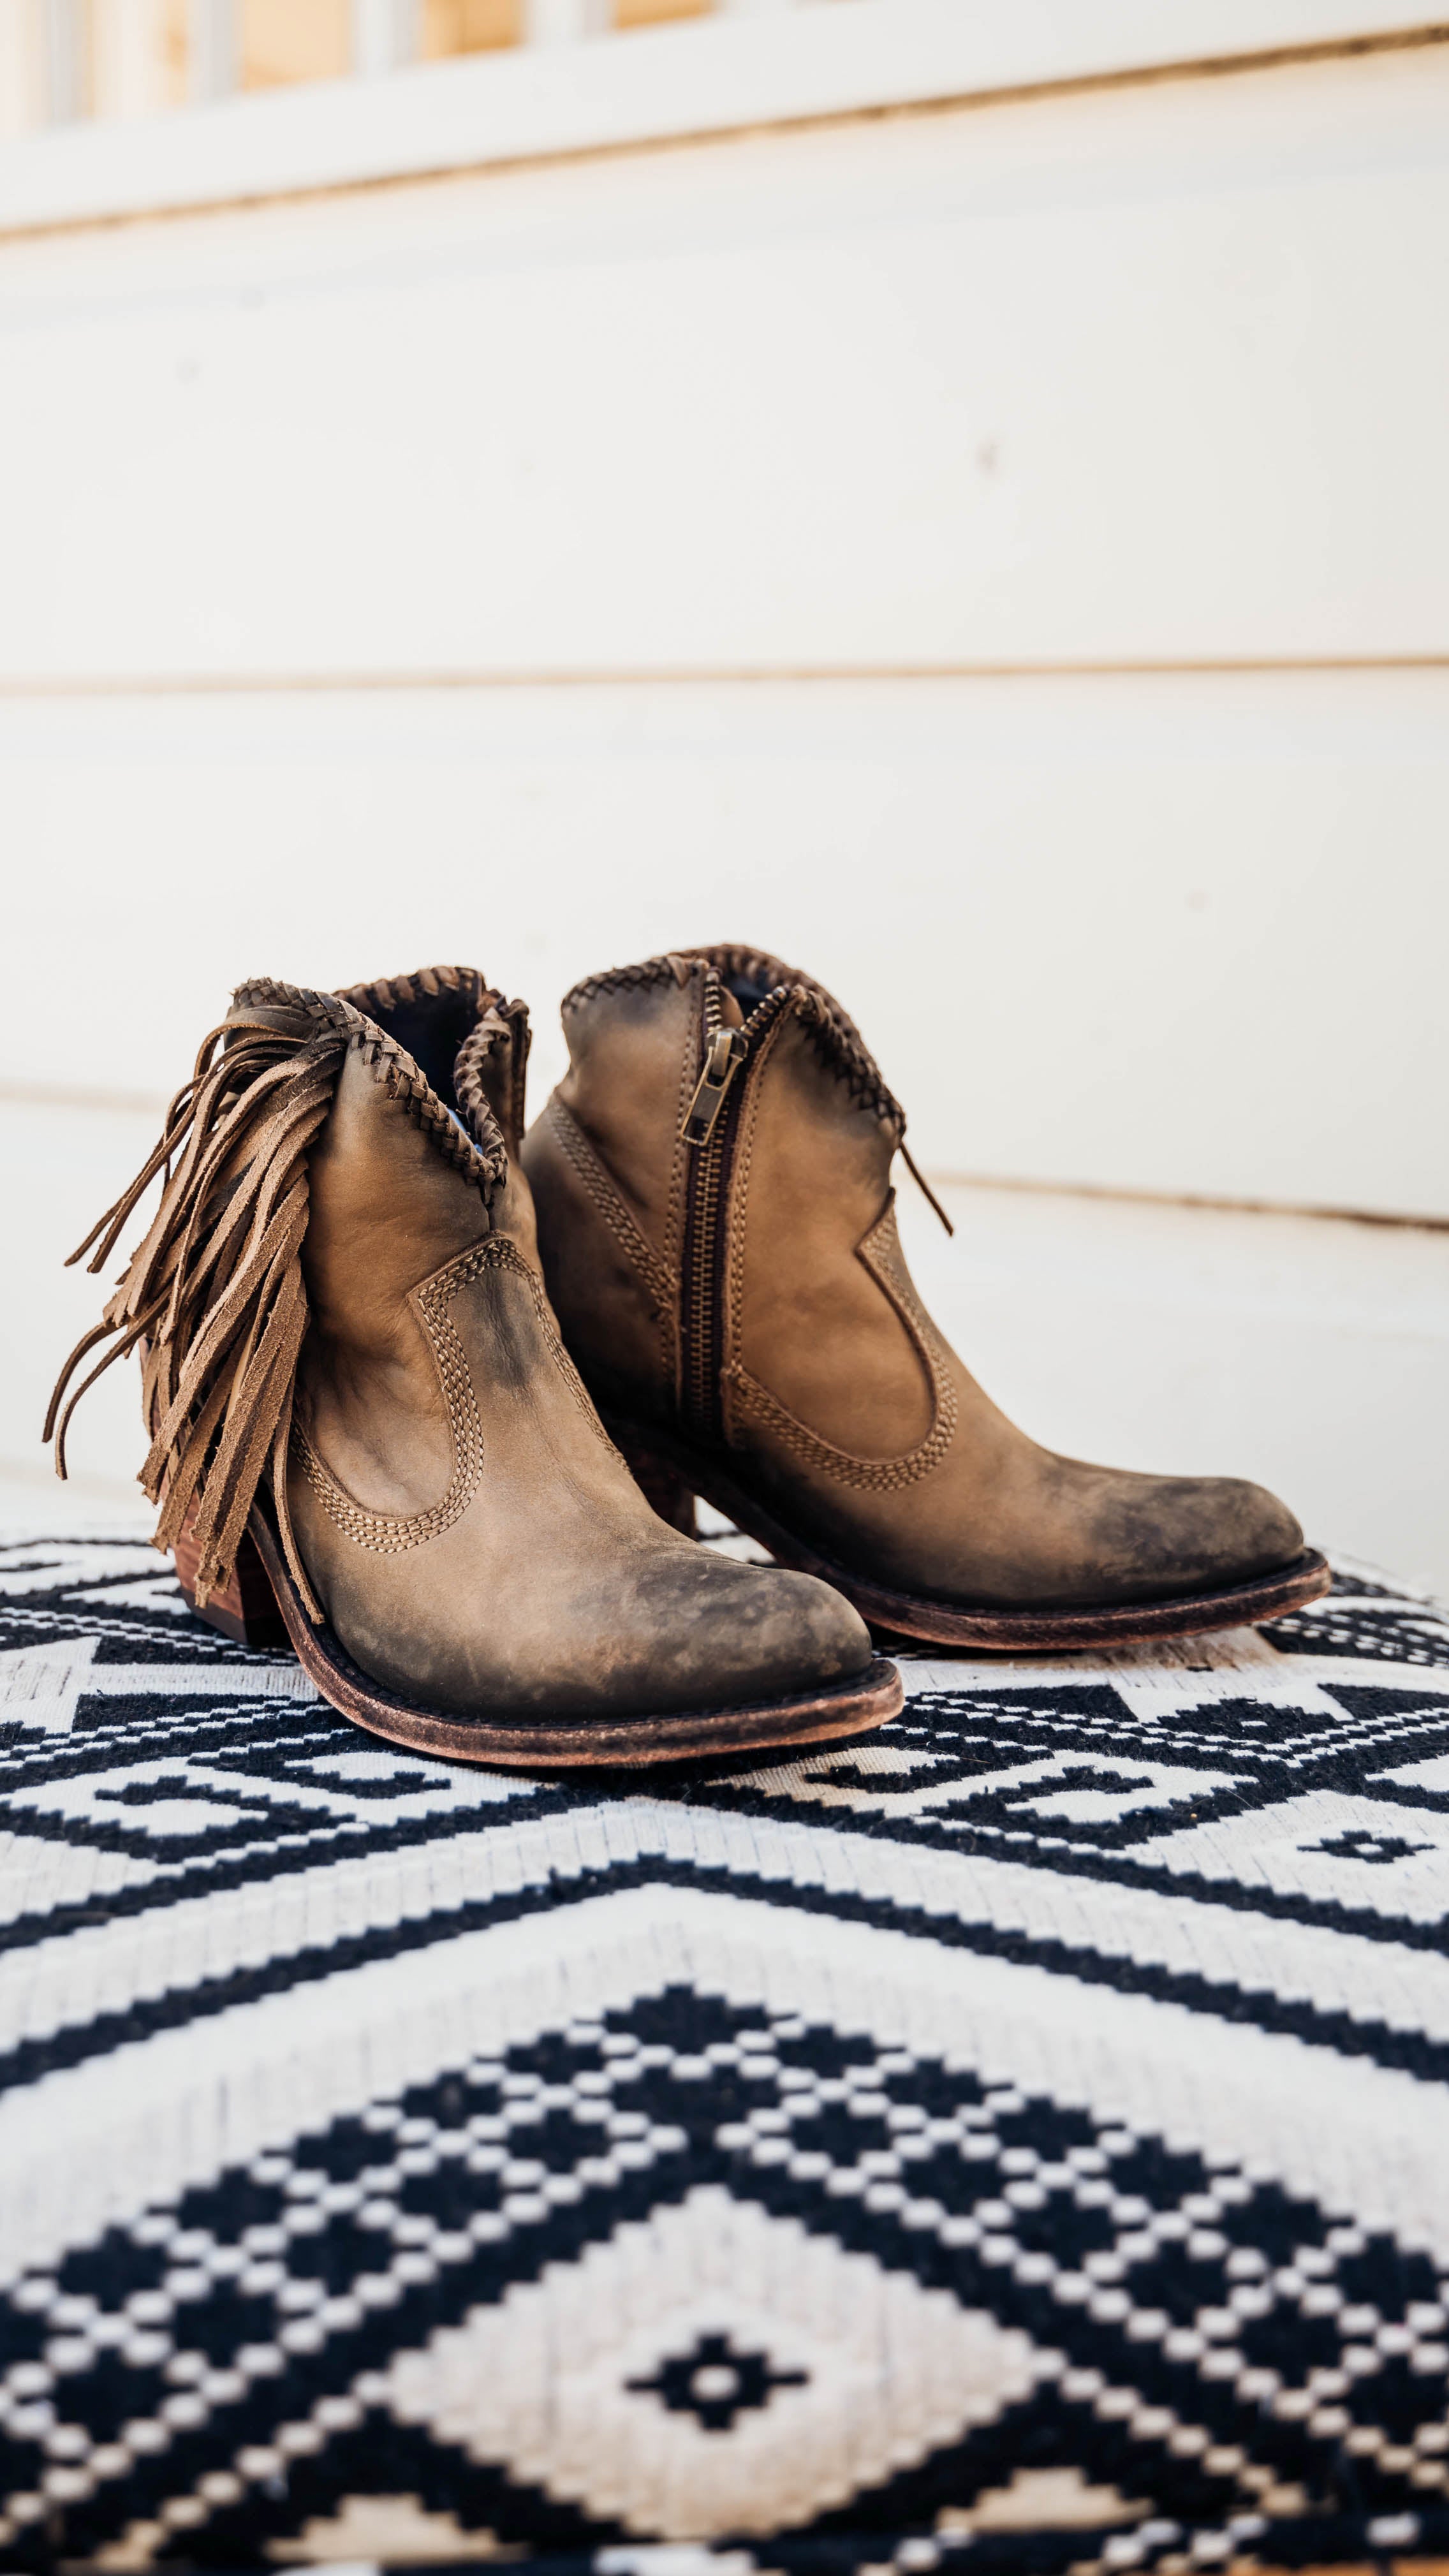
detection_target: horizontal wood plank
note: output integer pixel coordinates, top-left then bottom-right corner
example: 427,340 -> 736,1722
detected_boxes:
1,51 -> 1446,673
0,0 -> 1439,232
3,668 -> 1445,1216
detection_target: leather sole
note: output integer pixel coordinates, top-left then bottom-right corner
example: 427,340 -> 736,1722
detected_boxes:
174,1506 -> 903,1770
605,1418 -> 1334,1652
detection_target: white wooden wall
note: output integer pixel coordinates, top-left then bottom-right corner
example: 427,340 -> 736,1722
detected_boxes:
2,22 -> 1446,1219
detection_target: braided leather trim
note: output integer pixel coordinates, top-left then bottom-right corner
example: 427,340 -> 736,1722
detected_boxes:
292,1239 -> 492,1553
541,1096 -> 677,1317
230,976 -> 508,1200
334,962 -> 492,1019
454,997 -> 531,1157
560,948 -> 904,1132
560,956 -> 681,1013
726,1205 -> 957,1492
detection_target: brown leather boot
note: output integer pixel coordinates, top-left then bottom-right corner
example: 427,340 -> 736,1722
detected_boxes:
46,966 -> 899,1765
520,945 -> 1331,1650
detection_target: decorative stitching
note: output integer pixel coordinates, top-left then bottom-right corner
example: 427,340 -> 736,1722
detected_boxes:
719,1007 -> 790,1452
726,1204 -> 958,1492
453,999 -> 531,1158
231,977 -> 508,1201
295,1235 -> 612,1553
291,1240 -> 492,1554
542,1097 -> 678,1321
560,948 -> 906,1134
333,962 -> 490,1019
559,957 -> 680,1014
503,1231 -> 617,1452
663,983 -> 702,1397
334,965 -> 532,1154
556,957 -> 699,1388
709,945 -> 903,1130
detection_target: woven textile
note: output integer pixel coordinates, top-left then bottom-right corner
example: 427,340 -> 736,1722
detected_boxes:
2,1533 -> 1448,2575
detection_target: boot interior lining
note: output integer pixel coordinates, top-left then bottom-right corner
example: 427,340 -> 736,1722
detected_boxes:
362,989 -> 476,1117
720,972 -> 776,1015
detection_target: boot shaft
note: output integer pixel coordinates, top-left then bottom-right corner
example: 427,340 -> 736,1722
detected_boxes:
524,946 -> 942,1462
237,970 -> 519,1360
302,965 -> 540,1342
48,964 -> 551,1611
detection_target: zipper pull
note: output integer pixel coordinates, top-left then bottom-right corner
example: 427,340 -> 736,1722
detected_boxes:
681,1027 -> 748,1145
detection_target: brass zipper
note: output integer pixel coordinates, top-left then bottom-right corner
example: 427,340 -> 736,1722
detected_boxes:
677,975 -> 786,1445
682,1026 -> 748,1147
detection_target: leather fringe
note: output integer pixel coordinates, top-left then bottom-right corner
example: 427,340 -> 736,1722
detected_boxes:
43,1014 -> 346,1619
899,1142 -> 955,1237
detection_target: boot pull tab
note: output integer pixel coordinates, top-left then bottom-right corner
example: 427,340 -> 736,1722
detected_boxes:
681,1027 -> 748,1145
900,1140 -> 955,1237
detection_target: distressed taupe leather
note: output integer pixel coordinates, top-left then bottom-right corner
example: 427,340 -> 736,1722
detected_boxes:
48,966 -> 882,1748
521,946 -> 1319,1637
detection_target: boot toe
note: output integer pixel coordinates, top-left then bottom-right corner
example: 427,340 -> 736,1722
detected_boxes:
1191,1476 -> 1306,1586
629,1553 -> 874,1716
1094,1471 -> 1306,1605
750,1565 -> 876,1695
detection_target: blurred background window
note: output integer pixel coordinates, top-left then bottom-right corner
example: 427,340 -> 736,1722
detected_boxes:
240,0 -> 351,89
156,0 -> 188,102
421,0 -> 520,55
0,0 -> 742,126
613,0 -> 710,29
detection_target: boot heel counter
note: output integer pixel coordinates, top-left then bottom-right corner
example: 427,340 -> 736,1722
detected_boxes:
607,1424 -> 699,1539
522,1098 -> 677,1417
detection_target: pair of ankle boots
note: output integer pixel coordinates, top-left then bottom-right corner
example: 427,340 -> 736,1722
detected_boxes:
49,947 -> 1328,1769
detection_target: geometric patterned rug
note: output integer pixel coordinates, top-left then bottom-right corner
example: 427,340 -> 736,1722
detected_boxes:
3,1529 -> 1448,2574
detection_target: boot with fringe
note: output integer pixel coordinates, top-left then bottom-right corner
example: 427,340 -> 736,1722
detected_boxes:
48,968 -> 901,1767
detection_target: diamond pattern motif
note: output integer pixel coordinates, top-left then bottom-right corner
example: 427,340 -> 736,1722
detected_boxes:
1,1538 -> 1448,2573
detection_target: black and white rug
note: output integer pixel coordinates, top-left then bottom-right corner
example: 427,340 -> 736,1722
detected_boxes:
3,1529 -> 1449,2575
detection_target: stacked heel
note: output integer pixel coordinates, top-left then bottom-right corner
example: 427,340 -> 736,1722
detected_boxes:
173,1519 -> 289,1649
